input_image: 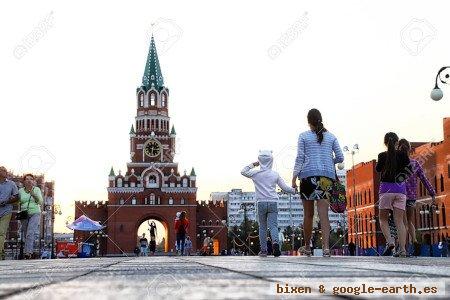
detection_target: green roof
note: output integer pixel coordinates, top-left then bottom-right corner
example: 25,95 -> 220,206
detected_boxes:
170,125 -> 176,135
109,167 -> 115,177
190,167 -> 196,176
130,124 -> 135,134
142,36 -> 164,90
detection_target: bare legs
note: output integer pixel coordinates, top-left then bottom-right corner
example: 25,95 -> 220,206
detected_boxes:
302,200 -> 330,251
379,209 -> 394,246
302,200 -> 314,250
405,206 -> 417,244
317,200 -> 330,250
393,207 -> 407,253
380,207 -> 407,254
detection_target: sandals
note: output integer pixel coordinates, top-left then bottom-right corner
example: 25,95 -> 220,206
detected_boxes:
298,246 -> 312,257
322,249 -> 331,257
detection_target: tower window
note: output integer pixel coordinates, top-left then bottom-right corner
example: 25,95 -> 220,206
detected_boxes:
131,198 -> 137,205
168,197 -> 174,205
119,199 -> 124,205
150,194 -> 155,205
180,198 -> 185,205
182,178 -> 188,187
150,93 -> 156,106
139,93 -> 144,107
162,93 -> 166,107
440,174 -> 444,192
117,178 -> 123,187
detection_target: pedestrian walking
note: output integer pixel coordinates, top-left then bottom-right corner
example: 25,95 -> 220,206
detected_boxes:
291,109 -> 344,257
397,139 -> 436,256
267,236 -> 273,255
348,241 -> 356,256
0,166 -> 19,260
184,236 -> 192,256
18,174 -> 43,259
175,211 -> 189,255
139,233 -> 148,256
376,132 -> 410,257
241,150 -> 296,257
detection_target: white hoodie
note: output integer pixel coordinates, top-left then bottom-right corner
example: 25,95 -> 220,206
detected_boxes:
241,150 -> 296,201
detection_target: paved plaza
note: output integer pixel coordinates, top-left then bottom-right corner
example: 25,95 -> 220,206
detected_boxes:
0,256 -> 449,299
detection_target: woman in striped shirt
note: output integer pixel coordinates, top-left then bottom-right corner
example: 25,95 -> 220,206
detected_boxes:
292,109 -> 344,256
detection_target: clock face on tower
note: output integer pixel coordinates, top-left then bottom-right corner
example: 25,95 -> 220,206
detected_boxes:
144,140 -> 161,157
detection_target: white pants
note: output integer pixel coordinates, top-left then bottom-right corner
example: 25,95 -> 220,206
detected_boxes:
20,213 -> 40,255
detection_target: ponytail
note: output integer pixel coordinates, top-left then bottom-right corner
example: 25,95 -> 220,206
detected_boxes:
307,108 -> 327,144
383,132 -> 399,178
397,138 -> 411,157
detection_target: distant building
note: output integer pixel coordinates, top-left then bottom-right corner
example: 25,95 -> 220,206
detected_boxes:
215,186 -> 347,232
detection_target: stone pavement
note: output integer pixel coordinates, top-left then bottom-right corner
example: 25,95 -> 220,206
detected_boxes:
0,256 -> 449,299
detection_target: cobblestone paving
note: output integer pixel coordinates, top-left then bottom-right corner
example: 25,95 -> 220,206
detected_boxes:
0,256 -> 448,299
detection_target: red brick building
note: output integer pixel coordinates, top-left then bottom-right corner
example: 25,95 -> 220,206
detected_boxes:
347,118 -> 450,254
74,36 -> 227,255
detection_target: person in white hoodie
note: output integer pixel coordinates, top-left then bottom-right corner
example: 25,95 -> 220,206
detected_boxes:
241,150 -> 296,257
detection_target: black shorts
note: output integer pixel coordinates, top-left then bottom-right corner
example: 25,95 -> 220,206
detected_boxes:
300,176 -> 334,201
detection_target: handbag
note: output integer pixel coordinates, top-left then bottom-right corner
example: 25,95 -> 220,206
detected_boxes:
16,189 -> 33,221
329,170 -> 347,213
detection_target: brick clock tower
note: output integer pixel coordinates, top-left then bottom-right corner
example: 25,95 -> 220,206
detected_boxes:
74,36 -> 228,256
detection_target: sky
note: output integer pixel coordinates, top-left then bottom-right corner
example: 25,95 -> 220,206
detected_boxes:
1,0 -> 449,233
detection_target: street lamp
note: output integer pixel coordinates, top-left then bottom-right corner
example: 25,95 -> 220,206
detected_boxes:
430,66 -> 450,101
344,144 -> 359,256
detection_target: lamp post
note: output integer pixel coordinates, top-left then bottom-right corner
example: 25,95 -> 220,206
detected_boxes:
419,204 -> 440,256
343,144 -> 359,256
430,66 -> 450,101
239,202 -> 254,255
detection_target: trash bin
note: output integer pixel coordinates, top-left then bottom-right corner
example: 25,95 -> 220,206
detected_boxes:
78,243 -> 95,258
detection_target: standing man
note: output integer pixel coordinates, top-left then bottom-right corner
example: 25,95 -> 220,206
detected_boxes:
139,233 -> 148,256
0,166 -> 19,260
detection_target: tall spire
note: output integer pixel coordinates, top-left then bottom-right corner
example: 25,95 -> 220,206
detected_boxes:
142,36 -> 164,90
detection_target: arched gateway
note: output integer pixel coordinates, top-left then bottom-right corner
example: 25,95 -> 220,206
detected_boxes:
74,36 -> 228,256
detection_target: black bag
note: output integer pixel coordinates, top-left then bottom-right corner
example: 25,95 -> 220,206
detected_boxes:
16,191 -> 32,221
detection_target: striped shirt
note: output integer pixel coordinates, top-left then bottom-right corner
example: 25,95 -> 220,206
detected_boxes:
293,130 -> 344,179
405,159 -> 435,200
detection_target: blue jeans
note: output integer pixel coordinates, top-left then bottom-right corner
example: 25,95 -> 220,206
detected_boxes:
140,246 -> 148,256
257,201 -> 279,252
176,233 -> 186,254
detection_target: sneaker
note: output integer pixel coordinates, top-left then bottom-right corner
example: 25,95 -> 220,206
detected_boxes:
258,251 -> 267,257
273,243 -> 281,257
381,244 -> 395,256
322,249 -> 331,257
393,250 -> 408,258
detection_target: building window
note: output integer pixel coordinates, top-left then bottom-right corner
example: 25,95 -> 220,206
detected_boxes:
216,220 -> 220,226
139,93 -> 144,107
119,199 -> 125,205
168,197 -> 173,205
180,198 -> 185,205
162,93 -> 166,107
182,178 -> 188,187
202,220 -> 206,226
209,220 -> 212,226
440,174 -> 444,192
150,93 -> 156,106
117,178 -> 123,187
150,194 -> 155,205
131,198 -> 137,205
